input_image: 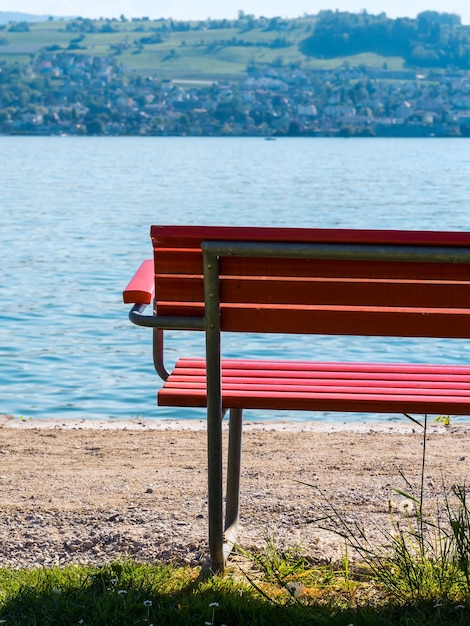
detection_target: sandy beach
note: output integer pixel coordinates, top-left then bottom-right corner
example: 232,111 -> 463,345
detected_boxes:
0,413 -> 469,569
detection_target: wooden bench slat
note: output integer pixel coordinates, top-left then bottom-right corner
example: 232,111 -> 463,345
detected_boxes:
155,250 -> 470,281
176,357 -> 470,375
156,252 -> 470,280
173,357 -> 470,379
156,275 -> 470,308
158,357 -> 470,414
218,306 -> 470,337
164,380 -> 470,395
155,302 -> 470,337
167,359 -> 470,392
151,225 -> 470,247
159,386 -> 470,414
167,375 -> 470,390
218,257 -> 470,281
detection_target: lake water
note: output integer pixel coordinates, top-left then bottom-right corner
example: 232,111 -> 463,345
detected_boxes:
2,135 -> 470,424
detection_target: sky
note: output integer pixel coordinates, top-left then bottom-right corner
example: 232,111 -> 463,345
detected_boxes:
1,0 -> 470,25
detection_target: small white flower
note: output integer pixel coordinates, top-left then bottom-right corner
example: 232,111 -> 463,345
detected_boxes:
118,589 -> 127,595
110,578 -> 118,584
455,604 -> 466,610
209,602 -> 219,607
398,499 -> 415,515
143,600 -> 152,607
286,582 -> 302,597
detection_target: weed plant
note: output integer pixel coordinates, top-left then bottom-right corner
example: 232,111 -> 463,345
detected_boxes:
230,413 -> 470,624
298,414 -> 470,607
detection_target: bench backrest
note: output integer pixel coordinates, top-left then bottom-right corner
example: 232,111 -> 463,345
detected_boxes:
150,225 -> 470,339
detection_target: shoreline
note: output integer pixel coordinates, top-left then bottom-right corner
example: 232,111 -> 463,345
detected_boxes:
0,413 -> 469,568
0,413 -> 466,434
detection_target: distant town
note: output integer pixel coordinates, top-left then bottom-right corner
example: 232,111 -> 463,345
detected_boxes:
2,11 -> 470,136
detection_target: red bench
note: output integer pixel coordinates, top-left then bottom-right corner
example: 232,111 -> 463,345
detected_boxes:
123,225 -> 470,571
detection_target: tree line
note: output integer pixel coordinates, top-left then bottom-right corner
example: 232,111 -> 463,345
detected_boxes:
301,10 -> 470,69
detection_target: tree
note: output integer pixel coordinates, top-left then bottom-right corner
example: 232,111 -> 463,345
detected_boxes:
417,11 -> 461,27
214,97 -> 245,122
85,118 -> 105,134
8,22 -> 29,32
0,109 -> 11,122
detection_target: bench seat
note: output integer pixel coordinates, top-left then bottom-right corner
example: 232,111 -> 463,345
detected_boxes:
160,357 -> 470,415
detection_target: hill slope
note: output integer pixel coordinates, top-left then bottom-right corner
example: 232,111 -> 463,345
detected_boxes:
0,11 -> 468,79
0,11 -> 54,25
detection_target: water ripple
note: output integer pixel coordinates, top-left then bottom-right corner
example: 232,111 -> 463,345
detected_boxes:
2,136 -> 470,422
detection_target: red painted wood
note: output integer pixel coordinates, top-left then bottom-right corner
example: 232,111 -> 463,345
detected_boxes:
125,226 -> 470,416
154,251 -> 470,281
153,248 -> 202,275
155,275 -> 470,308
151,225 -> 470,248
174,357 -> 470,377
123,259 -> 155,305
168,359 -> 470,389
157,357 -> 470,414
166,375 -> 470,390
154,302 -> 470,337
176,357 -> 470,375
149,226 -> 470,339
164,379 -> 470,394
158,386 -> 470,414
217,305 -> 470,337
217,257 -> 470,281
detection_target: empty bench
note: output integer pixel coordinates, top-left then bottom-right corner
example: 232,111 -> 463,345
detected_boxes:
123,225 -> 470,571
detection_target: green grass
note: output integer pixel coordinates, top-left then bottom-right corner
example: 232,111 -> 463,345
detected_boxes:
0,16 -> 407,78
1,555 -> 470,625
0,53 -> 33,63
1,29 -> 74,48
117,48 -> 249,79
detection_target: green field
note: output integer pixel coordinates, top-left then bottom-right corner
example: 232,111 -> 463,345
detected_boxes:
0,16 -> 406,79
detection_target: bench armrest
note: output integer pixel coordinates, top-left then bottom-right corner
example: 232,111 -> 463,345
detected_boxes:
123,259 -> 155,305
124,260 -> 204,330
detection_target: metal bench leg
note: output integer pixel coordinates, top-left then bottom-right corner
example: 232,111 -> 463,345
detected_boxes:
207,403 -> 224,572
223,408 -> 243,561
207,407 -> 243,572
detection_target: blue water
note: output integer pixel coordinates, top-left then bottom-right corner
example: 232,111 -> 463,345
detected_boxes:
2,136 -> 470,423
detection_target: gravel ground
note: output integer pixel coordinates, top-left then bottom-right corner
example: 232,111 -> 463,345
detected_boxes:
0,414 -> 469,569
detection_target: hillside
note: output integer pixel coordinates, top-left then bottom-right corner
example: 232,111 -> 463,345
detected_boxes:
0,10 -> 468,79
0,12 -> 53,25
2,11 -> 470,137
